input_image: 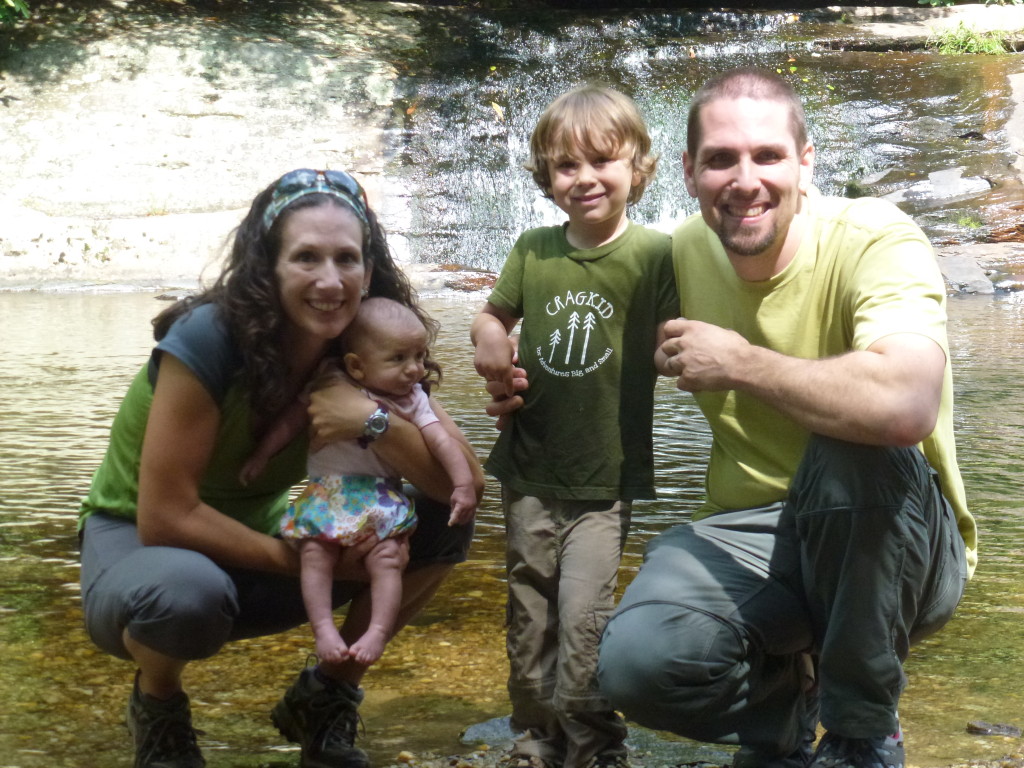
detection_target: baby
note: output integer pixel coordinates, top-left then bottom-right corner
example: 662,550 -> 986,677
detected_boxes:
243,297 -> 477,664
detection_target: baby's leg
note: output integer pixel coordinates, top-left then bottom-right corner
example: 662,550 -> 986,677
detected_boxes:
346,538 -> 405,665
299,539 -> 349,663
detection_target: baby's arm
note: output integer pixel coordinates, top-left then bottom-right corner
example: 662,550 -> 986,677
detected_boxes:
238,397 -> 309,485
471,302 -> 520,398
419,421 -> 478,526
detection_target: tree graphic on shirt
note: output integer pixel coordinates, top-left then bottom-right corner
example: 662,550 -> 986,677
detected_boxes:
564,312 -> 580,365
580,312 -> 596,364
548,328 -> 561,361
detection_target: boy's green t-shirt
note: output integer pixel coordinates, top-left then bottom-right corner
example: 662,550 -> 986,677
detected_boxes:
673,188 -> 976,576
485,222 -> 677,501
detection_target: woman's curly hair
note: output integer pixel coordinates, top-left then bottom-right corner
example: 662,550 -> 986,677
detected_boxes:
152,175 -> 436,420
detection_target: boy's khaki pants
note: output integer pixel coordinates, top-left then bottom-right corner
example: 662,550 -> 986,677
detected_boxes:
503,490 -> 631,768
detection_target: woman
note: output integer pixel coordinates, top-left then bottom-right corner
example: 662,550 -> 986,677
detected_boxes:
78,168 -> 481,768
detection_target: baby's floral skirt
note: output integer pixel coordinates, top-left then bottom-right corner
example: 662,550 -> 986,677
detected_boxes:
281,474 -> 417,545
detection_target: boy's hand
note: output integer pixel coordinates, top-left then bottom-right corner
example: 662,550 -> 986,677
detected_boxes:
485,366 -> 529,430
447,485 -> 478,526
473,337 -> 517,397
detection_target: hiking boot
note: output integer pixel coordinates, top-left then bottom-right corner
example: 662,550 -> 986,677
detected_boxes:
733,742 -> 812,768
126,676 -> 205,768
271,666 -> 369,768
809,730 -> 904,768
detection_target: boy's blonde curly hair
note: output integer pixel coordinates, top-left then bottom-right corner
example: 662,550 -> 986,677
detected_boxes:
526,85 -> 657,206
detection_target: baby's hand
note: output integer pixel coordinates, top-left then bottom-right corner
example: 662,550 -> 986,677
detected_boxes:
238,455 -> 267,487
447,485 -> 478,526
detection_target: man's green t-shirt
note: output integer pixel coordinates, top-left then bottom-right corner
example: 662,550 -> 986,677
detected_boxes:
485,222 -> 677,501
673,188 -> 977,575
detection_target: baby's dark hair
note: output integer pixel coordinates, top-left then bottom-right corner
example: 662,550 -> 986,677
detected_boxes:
342,297 -> 443,393
525,85 -> 657,205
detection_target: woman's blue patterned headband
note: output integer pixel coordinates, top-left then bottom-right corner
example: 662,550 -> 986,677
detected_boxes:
262,169 -> 370,234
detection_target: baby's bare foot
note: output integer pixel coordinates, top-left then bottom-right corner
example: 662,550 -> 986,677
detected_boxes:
313,628 -> 349,664
349,627 -> 388,665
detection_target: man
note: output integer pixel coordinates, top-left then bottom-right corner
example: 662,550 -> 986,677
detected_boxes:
594,68 -> 976,768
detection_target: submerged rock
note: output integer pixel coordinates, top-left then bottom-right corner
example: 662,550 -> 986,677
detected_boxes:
882,168 -> 993,206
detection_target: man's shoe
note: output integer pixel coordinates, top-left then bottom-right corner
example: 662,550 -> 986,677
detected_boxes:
733,742 -> 812,768
126,677 -> 205,768
809,730 -> 904,768
271,666 -> 370,768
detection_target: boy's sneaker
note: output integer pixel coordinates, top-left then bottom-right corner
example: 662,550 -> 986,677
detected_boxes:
126,677 -> 205,768
497,753 -> 557,768
809,730 -> 904,768
271,666 -> 369,768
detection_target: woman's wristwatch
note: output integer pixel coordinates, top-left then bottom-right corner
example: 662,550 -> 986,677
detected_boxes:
358,400 -> 390,448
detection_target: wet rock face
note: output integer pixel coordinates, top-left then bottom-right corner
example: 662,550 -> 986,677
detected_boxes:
2,2 -> 412,217
0,0 -> 413,288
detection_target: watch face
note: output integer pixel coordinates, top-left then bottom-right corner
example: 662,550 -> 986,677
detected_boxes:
366,409 -> 389,435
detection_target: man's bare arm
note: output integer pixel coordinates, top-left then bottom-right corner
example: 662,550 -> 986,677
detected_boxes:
658,318 -> 945,447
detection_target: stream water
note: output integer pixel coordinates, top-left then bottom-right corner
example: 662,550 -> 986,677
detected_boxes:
2,6 -> 1024,768
0,290 -> 1022,768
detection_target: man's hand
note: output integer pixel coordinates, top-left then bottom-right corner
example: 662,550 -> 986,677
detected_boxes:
657,318 -> 946,447
657,318 -> 750,392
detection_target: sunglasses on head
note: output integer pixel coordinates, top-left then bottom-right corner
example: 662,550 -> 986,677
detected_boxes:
262,169 -> 370,233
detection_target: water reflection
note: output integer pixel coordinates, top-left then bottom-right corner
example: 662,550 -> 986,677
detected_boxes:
0,290 -> 1021,767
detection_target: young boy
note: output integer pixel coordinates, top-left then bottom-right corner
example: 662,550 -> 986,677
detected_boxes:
471,86 -> 677,768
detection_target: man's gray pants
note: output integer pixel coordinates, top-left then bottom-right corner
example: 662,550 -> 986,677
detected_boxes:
597,434 -> 968,754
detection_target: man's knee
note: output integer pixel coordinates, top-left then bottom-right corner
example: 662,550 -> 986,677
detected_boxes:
790,434 -> 929,514
598,601 -> 744,732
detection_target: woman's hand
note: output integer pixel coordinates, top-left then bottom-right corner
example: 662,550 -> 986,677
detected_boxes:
331,533 -> 401,581
308,376 -> 377,452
